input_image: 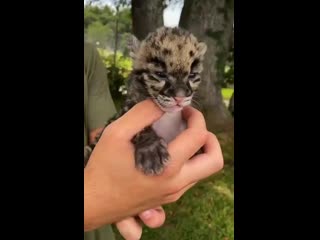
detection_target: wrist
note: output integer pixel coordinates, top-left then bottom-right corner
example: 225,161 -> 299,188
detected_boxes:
84,169 -> 100,231
84,167 -> 118,231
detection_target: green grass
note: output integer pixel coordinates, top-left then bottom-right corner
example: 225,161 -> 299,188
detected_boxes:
113,132 -> 234,240
221,88 -> 234,100
144,166 -> 234,240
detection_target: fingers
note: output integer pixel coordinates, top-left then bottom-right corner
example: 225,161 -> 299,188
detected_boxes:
111,100 -> 164,140
179,132 -> 224,184
165,107 -> 207,172
164,181 -> 198,204
115,217 -> 142,240
182,106 -> 206,130
176,181 -> 197,197
138,206 -> 166,228
167,128 -> 208,171
115,207 -> 166,240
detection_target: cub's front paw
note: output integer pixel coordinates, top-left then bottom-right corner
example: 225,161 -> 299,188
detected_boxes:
135,139 -> 170,175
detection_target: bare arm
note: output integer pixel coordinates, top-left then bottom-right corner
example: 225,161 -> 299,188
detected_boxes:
84,100 -> 224,231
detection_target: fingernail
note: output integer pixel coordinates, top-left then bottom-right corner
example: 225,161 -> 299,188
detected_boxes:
140,210 -> 152,219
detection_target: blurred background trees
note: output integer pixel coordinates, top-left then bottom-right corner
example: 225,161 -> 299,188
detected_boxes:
179,0 -> 234,133
84,0 -> 234,239
84,0 -> 234,128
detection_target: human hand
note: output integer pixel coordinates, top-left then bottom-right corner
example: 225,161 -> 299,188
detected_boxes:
84,99 -> 223,231
89,112 -> 166,240
115,206 -> 165,240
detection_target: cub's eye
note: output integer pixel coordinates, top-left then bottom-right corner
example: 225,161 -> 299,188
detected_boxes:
188,72 -> 197,78
155,72 -> 167,78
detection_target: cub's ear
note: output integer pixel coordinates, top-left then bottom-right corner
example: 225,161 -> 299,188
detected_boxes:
127,34 -> 140,59
197,41 -> 207,58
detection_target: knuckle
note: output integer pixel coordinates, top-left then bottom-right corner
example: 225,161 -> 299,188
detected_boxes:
192,129 -> 209,143
162,164 -> 178,178
103,122 -> 115,134
165,193 -> 181,203
190,107 -> 200,115
104,123 -> 125,139
188,105 -> 201,114
165,182 -> 181,196
195,109 -> 205,119
208,132 -> 218,143
189,128 -> 207,137
114,130 -> 126,139
216,155 -> 224,171
201,130 -> 209,140
116,219 -> 142,239
194,109 -> 206,122
208,132 -> 224,171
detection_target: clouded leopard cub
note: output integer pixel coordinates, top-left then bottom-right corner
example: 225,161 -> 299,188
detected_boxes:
84,26 -> 207,175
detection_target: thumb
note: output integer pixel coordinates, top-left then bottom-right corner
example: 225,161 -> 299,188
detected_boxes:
115,217 -> 142,240
111,99 -> 164,140
138,207 -> 166,228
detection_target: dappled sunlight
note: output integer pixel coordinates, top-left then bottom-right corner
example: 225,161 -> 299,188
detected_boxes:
213,185 -> 234,201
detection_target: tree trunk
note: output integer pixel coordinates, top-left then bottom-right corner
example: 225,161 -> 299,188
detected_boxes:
229,91 -> 234,116
180,0 -> 234,133
131,0 -> 165,40
113,5 -> 120,82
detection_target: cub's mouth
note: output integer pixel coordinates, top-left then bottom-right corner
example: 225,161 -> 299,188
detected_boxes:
153,95 -> 193,113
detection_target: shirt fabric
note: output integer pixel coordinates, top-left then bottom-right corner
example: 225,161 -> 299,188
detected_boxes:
84,42 -> 117,240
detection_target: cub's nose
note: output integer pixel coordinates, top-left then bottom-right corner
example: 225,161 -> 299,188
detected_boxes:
174,97 -> 185,104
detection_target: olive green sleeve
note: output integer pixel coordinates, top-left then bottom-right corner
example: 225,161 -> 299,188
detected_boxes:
85,43 -> 117,131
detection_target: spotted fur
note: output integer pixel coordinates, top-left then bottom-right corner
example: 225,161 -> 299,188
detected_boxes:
84,26 -> 207,175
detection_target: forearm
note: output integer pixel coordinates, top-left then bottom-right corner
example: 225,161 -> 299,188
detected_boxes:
84,168 -> 124,231
84,170 -> 102,231
84,175 -> 113,231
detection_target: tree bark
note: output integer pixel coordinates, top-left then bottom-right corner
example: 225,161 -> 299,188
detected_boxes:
131,0 -> 165,40
229,91 -> 234,116
180,0 -> 234,133
112,5 -> 120,83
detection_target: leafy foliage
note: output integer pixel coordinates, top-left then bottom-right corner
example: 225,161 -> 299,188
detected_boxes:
97,48 -> 132,102
84,4 -> 132,53
221,88 -> 234,100
87,21 -> 113,49
222,45 -> 234,88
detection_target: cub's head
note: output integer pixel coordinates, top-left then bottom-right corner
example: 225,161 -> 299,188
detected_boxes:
128,27 -> 207,112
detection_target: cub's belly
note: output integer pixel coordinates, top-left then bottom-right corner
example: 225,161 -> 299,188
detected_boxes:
151,111 -> 187,143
